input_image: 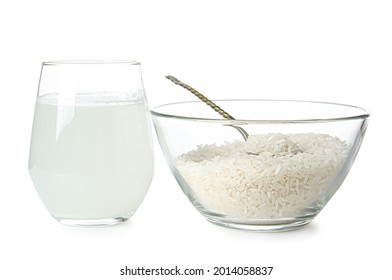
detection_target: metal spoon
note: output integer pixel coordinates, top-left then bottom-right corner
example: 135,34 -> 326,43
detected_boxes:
165,75 -> 249,141
165,75 -> 303,155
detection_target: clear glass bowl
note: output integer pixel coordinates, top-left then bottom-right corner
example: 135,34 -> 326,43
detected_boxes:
151,99 -> 369,232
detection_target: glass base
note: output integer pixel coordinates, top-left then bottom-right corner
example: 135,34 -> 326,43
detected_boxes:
203,215 -> 314,232
55,216 -> 130,227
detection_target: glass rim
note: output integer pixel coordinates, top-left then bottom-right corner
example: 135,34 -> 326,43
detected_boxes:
150,99 -> 370,124
42,60 -> 141,66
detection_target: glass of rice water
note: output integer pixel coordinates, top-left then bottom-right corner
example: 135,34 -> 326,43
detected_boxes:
29,61 -> 154,226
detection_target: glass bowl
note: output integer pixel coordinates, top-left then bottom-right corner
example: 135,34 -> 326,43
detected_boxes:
151,99 -> 369,232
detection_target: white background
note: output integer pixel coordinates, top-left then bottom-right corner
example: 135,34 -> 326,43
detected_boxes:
0,0 -> 391,279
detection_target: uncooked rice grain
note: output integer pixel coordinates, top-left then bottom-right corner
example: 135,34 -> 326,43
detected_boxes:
175,133 -> 348,218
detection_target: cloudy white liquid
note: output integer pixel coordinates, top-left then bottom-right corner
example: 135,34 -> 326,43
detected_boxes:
29,93 -> 154,221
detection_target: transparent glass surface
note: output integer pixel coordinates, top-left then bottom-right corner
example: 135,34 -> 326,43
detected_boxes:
151,100 -> 369,232
29,61 -> 154,226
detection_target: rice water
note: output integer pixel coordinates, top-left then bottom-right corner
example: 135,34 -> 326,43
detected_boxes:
29,93 -> 154,221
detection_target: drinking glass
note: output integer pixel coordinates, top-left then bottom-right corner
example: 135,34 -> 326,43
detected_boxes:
29,61 -> 154,226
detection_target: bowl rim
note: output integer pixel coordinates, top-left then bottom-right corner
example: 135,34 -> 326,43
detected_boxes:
150,99 -> 370,123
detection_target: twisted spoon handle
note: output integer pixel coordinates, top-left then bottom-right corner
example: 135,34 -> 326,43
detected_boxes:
165,75 -> 249,140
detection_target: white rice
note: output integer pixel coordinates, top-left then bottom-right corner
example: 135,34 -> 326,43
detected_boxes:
175,133 -> 348,218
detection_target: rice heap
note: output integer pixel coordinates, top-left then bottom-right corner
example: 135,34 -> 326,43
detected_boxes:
175,133 -> 348,218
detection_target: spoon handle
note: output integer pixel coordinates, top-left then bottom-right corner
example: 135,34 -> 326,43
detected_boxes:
165,75 -> 249,140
